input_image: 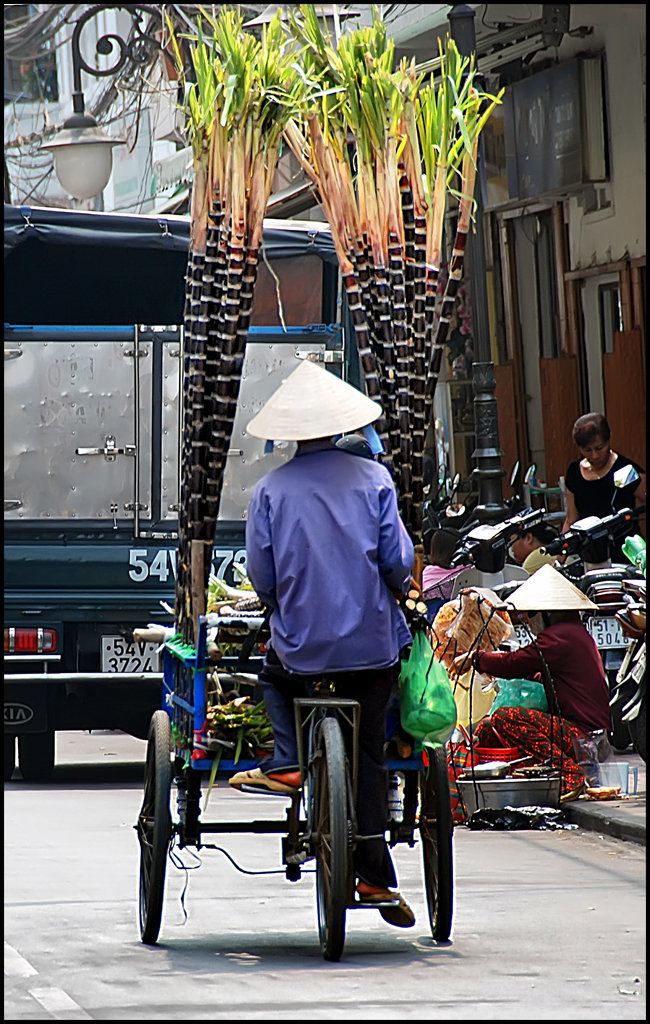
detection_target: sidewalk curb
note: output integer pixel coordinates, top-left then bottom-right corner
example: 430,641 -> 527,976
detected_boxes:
562,801 -> 646,846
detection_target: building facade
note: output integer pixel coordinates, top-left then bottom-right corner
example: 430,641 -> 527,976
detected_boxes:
386,4 -> 646,493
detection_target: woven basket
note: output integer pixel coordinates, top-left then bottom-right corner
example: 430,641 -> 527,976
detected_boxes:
473,745 -> 520,764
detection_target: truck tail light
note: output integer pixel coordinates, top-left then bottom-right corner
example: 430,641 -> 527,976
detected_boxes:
4,627 -> 58,654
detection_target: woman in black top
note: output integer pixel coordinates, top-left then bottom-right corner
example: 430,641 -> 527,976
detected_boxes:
563,412 -> 645,561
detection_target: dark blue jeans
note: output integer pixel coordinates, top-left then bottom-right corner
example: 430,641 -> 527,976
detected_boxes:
258,648 -> 399,890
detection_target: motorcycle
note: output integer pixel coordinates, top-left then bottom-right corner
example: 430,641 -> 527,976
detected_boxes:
421,470 -> 478,552
422,461 -> 535,555
540,494 -> 646,751
610,541 -> 646,762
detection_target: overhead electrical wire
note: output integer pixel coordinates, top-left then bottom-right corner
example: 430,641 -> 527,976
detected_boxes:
4,4 -> 79,57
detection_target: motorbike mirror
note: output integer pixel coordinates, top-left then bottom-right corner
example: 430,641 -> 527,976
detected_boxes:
509,460 -> 520,488
571,515 -> 604,532
445,502 -> 466,518
524,463 -> 536,485
613,464 -> 640,489
451,472 -> 461,490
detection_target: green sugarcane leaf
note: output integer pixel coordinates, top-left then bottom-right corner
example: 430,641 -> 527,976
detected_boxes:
234,726 -> 244,764
204,753 -> 220,806
451,105 -> 474,160
221,74 -> 236,126
164,13 -> 185,80
473,93 -> 505,137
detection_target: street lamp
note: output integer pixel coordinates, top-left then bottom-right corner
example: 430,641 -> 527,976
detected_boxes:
448,4 -> 506,523
41,4 -> 161,200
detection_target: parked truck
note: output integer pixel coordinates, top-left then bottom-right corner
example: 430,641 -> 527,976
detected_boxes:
4,203 -> 346,780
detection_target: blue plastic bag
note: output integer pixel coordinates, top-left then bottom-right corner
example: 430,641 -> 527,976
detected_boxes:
400,630 -> 457,744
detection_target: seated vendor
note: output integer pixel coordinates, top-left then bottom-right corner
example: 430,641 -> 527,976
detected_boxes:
451,564 -> 612,799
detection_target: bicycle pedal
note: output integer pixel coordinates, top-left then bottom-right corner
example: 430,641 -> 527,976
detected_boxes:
353,896 -> 400,909
239,783 -> 297,797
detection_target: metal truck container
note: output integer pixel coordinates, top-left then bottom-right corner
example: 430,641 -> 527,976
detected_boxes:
4,204 -> 345,780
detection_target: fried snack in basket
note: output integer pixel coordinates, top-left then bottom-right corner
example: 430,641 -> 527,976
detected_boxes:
432,591 -> 512,671
431,599 -> 461,668
449,590 -> 512,650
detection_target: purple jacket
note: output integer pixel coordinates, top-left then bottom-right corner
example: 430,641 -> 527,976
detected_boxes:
245,441 -> 413,674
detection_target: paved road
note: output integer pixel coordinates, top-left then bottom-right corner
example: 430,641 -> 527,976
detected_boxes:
4,731 -> 646,1020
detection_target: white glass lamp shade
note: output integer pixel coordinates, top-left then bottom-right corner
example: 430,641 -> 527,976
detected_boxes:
42,117 -> 124,200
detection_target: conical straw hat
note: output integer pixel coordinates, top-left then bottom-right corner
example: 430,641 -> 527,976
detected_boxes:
508,563 -> 598,611
246,359 -> 381,441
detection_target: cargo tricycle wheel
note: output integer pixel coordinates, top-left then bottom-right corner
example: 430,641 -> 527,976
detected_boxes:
312,716 -> 351,962
419,744 -> 454,942
137,710 -> 172,945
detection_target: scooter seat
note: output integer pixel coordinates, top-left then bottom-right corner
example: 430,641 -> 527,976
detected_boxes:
622,578 -> 646,597
581,567 -> 633,587
584,579 -> 626,607
614,610 -> 646,639
626,605 -> 646,632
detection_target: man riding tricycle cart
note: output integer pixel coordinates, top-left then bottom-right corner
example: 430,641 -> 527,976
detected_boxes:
136,362 -> 455,962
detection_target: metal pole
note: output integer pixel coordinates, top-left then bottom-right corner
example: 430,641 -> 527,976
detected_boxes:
448,4 -> 506,524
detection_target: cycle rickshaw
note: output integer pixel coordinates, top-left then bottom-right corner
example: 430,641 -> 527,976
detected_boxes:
136,612 -> 454,962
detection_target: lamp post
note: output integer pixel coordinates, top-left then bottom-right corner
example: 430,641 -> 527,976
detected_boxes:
41,4 -> 161,200
448,4 -> 506,524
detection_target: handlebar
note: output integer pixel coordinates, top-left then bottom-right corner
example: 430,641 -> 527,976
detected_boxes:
541,506 -> 645,558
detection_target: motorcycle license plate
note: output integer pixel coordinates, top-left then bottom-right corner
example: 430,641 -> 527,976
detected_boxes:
101,636 -> 161,672
587,617 -> 630,649
513,624 -> 531,645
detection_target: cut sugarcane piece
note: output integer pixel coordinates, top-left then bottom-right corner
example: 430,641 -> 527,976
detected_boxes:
208,573 -> 257,602
232,562 -> 254,588
132,625 -> 173,644
233,595 -> 264,612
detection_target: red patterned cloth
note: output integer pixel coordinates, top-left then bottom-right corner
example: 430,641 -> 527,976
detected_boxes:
446,738 -> 473,823
475,706 -> 586,797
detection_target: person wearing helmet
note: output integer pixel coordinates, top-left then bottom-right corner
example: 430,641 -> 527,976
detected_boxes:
229,360 -> 415,927
451,565 -> 612,797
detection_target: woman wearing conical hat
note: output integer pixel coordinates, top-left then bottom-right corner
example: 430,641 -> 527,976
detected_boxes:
452,564 -> 612,798
229,360 -> 416,927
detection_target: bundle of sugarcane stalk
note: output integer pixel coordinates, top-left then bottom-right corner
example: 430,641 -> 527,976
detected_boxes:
284,5 -> 503,539
167,9 -> 305,643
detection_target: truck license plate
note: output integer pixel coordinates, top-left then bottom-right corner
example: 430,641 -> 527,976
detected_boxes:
101,636 -> 161,672
587,617 -> 630,649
